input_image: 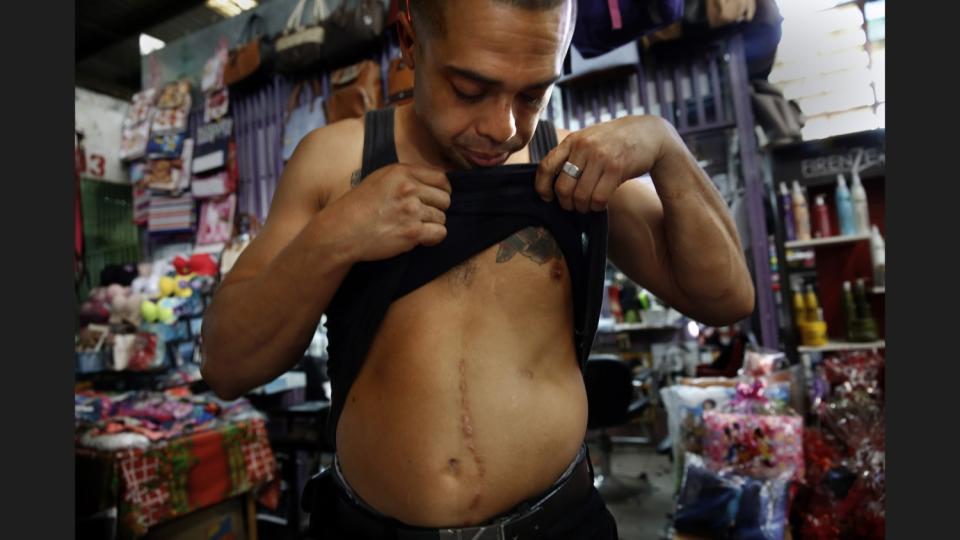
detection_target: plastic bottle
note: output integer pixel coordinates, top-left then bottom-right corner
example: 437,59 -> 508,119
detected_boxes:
780,182 -> 796,241
812,194 -> 832,238
835,174 -> 856,236
851,172 -> 871,234
793,289 -> 807,331
801,307 -> 829,347
854,278 -> 879,341
870,225 -> 885,288
792,180 -> 811,241
804,284 -> 820,324
842,281 -> 858,341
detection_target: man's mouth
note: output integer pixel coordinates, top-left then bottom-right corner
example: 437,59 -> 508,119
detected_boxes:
461,148 -> 509,167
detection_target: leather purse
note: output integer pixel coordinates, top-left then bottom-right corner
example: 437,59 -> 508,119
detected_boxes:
224,13 -> 274,89
276,0 -> 329,74
323,0 -> 387,69
325,60 -> 382,124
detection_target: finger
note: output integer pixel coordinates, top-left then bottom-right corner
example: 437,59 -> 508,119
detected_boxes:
589,170 -> 620,212
572,159 -> 603,214
418,222 -> 447,246
409,166 -> 452,193
554,146 -> 588,211
420,203 -> 447,225
418,184 -> 452,210
535,136 -> 574,202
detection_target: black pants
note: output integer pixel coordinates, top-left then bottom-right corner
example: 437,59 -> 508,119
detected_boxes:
307,478 -> 619,540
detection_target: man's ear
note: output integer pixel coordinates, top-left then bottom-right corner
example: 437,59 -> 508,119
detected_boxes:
397,13 -> 418,68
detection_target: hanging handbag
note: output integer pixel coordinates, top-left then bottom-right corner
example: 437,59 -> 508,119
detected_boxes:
705,0 -> 756,28
323,0 -> 387,69
325,60 -> 382,124
283,79 -> 327,161
276,0 -> 329,74
386,57 -> 415,105
572,0 -> 684,59
224,13 -> 274,89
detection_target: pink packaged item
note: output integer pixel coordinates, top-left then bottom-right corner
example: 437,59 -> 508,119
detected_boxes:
701,381 -> 805,482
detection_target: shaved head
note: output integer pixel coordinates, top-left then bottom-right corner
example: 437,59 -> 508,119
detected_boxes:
410,0 -> 573,39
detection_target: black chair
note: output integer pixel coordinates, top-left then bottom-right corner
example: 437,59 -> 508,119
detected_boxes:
584,354 -> 652,501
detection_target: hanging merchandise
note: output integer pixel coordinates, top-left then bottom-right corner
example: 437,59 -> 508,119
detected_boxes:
283,79 -> 327,161
145,132 -> 186,159
751,79 -> 804,146
223,13 -> 275,89
156,80 -> 191,110
202,41 -> 229,93
220,213 -> 261,276
197,194 -> 238,246
193,118 -> 233,174
120,121 -> 151,162
778,182 -> 795,241
571,0 -> 684,59
150,106 -> 189,134
870,225 -> 885,288
193,141 -> 238,199
126,88 -> 157,127
325,60 -> 383,123
791,180 -> 811,241
148,193 -> 195,233
204,87 -> 230,123
812,194 -> 832,238
834,174 -> 856,236
132,187 -> 150,226
386,56 -> 415,106
120,88 -> 156,161
704,0 -> 757,28
276,0 -> 329,74
850,157 -> 871,234
323,0 -> 387,69
144,159 -> 182,192
177,138 -> 194,193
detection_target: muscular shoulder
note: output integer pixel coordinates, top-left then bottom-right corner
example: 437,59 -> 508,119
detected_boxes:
283,118 -> 365,208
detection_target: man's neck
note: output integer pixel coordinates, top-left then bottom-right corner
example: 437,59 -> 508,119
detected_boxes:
395,104 -> 461,171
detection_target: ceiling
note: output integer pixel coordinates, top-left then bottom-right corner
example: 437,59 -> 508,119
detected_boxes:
77,0 -> 273,99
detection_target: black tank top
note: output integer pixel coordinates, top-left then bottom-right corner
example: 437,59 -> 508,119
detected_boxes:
324,108 -> 608,445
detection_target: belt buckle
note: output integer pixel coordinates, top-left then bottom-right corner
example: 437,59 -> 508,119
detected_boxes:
438,523 -> 507,540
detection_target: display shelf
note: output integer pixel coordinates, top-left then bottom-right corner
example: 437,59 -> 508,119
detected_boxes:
798,340 -> 885,353
597,322 -> 683,334
784,234 -> 871,249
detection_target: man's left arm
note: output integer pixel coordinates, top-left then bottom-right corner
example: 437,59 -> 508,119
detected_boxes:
535,115 -> 755,326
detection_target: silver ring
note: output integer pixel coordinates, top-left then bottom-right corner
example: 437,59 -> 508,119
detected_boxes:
561,161 -> 583,180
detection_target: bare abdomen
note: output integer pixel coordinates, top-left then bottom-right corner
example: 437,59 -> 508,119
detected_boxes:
335,246 -> 588,527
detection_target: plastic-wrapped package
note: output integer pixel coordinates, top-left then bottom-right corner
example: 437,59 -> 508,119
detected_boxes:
796,350 -> 885,539
661,383 -> 737,488
674,453 -> 791,540
702,381 -> 805,482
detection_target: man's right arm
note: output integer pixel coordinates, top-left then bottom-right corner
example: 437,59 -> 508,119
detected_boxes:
200,121 -> 362,400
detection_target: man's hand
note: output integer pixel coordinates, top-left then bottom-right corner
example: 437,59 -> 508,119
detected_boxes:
534,115 -> 671,213
327,163 -> 452,262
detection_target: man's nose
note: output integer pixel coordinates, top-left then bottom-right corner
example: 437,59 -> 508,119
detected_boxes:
476,97 -> 517,146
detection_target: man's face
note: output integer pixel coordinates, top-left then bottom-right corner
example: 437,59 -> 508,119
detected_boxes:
408,1 -> 573,169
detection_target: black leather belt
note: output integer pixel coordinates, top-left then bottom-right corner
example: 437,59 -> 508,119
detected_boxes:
307,452 -> 594,540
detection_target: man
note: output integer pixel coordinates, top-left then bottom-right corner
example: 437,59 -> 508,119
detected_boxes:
202,0 -> 754,537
